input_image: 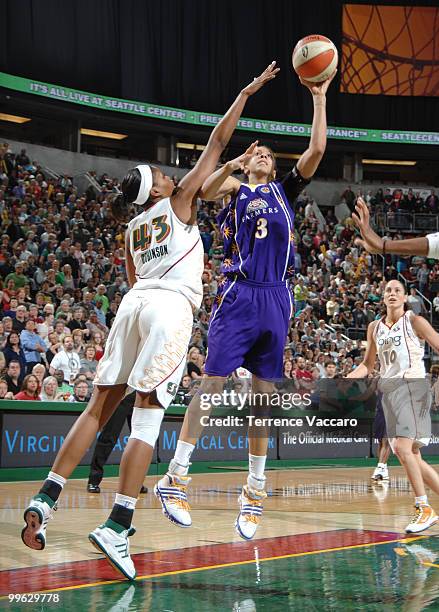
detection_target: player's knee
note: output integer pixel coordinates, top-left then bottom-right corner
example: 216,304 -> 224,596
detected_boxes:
199,375 -> 226,396
129,407 -> 164,447
393,440 -> 411,461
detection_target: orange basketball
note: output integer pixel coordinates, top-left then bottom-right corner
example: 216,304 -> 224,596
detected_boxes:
292,35 -> 338,82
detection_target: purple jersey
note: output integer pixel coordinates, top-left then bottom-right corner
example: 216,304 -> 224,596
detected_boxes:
217,166 -> 310,283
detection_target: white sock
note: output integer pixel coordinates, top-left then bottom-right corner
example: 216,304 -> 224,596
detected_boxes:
377,463 -> 387,469
415,495 -> 428,506
249,454 -> 266,479
174,441 -> 195,466
248,454 -> 267,490
115,493 -> 137,510
168,441 -> 195,476
47,471 -> 66,488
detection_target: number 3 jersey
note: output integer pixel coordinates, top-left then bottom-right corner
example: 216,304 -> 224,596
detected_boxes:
374,311 -> 425,378
127,197 -> 204,308
217,166 -> 310,282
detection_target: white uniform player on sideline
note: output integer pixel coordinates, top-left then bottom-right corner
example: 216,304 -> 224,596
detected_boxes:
348,279 -> 439,534
20,62 -> 280,581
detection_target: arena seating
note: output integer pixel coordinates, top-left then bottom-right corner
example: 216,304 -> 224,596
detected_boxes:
0,141 -> 437,402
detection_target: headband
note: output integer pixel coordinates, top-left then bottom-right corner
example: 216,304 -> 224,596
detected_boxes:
133,164 -> 153,205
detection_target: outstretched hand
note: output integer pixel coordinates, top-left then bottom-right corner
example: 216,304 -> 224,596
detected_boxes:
241,61 -> 280,96
352,197 -> 384,254
225,141 -> 258,172
299,69 -> 337,96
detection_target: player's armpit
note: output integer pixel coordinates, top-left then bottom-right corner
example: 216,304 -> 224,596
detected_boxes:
279,166 -> 311,206
412,315 -> 439,351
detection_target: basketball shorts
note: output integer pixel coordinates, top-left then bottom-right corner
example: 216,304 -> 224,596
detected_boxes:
205,278 -> 293,380
94,288 -> 193,408
379,378 -> 432,449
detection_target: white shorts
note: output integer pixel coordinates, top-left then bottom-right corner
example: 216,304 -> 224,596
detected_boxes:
379,378 -> 432,449
94,288 -> 193,408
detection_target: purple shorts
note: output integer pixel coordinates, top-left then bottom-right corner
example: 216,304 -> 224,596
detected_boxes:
205,278 -> 293,380
374,395 -> 387,440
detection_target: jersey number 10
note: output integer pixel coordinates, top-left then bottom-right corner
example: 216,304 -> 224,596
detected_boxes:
382,348 -> 397,366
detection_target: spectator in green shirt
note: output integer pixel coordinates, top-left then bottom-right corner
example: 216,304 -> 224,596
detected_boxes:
294,278 -> 309,312
94,284 -> 109,314
5,262 -> 29,289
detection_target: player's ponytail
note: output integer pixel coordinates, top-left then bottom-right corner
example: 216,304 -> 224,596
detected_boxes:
110,193 -> 131,222
111,167 -> 153,222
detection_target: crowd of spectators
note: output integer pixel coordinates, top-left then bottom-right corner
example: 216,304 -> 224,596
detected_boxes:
341,184 -> 439,215
0,141 -> 438,404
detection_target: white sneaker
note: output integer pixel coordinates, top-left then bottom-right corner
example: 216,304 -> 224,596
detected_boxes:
21,497 -> 57,550
405,504 -> 438,534
154,474 -> 192,527
89,524 -> 136,580
235,485 -> 266,541
371,466 -> 389,481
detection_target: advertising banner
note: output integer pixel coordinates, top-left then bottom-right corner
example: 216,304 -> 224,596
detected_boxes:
1,413 -> 133,468
1,72 -> 438,145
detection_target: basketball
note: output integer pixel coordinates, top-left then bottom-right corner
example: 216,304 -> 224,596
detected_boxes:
292,34 -> 338,82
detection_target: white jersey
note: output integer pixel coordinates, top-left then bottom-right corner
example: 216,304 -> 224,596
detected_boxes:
374,311 -> 425,379
128,197 -> 203,308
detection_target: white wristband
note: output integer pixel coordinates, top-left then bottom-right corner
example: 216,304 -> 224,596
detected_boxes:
427,233 -> 439,260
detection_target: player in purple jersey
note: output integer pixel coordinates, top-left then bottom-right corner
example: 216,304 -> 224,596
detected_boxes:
155,70 -> 335,540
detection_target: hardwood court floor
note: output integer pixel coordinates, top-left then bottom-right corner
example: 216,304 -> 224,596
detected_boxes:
1,466 -> 439,610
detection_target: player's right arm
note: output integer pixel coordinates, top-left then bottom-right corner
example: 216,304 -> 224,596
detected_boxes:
171,62 -> 279,223
353,197 -> 431,256
412,315 -> 439,353
346,321 -> 378,378
125,231 -> 136,288
199,142 -> 258,201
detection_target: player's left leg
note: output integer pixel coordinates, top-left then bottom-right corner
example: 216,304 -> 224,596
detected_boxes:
234,283 -> 290,540
89,391 -> 163,580
235,376 -> 272,540
393,438 -> 438,533
21,384 -> 127,551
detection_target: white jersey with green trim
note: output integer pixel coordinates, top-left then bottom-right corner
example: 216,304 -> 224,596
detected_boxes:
127,197 -> 203,308
374,310 -> 425,379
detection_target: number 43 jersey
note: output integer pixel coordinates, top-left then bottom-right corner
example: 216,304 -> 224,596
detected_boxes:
128,197 -> 204,308
217,167 -> 309,283
374,311 -> 425,378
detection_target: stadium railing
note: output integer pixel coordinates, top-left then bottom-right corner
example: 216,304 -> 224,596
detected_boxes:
374,212 -> 439,233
